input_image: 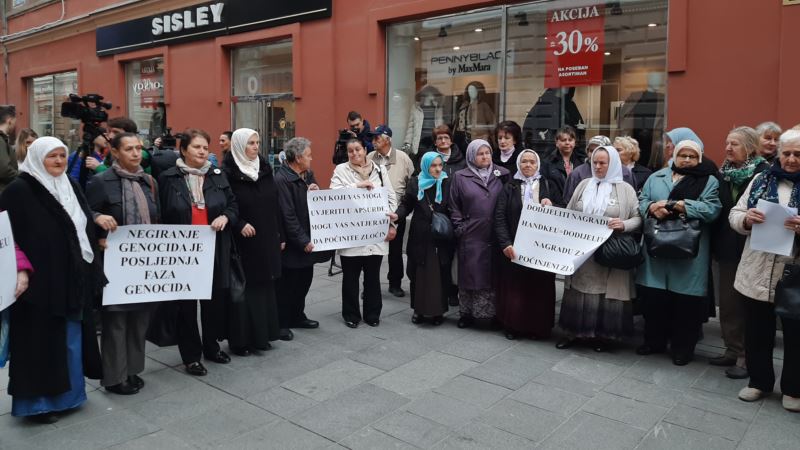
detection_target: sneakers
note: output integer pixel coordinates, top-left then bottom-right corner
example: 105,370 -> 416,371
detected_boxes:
738,387 -> 768,402
783,395 -> 800,412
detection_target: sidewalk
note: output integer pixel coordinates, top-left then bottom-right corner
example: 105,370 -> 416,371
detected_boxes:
1,260 -> 798,449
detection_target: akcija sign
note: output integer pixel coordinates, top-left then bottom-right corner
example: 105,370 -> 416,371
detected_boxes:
96,0 -> 332,56
544,4 -> 605,88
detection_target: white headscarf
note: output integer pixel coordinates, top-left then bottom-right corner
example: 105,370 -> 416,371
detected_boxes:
20,136 -> 94,263
580,145 -> 623,216
231,128 -> 261,181
513,149 -> 541,204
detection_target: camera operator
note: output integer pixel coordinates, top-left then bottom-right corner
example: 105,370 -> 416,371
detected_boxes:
67,132 -> 108,183
333,111 -> 374,164
148,127 -> 180,179
93,117 -> 152,175
0,105 -> 18,194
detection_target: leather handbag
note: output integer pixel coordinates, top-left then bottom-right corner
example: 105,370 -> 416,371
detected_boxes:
643,215 -> 702,259
775,264 -> 800,320
427,197 -> 453,242
594,233 -> 644,270
146,302 -> 180,347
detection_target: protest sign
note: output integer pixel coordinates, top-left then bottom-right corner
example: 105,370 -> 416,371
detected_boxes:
308,187 -> 390,252
102,225 -> 216,306
0,211 -> 17,312
512,203 -> 613,275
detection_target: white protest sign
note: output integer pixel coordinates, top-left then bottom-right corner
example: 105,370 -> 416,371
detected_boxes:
0,211 -> 17,312
102,225 -> 216,306
308,187 -> 390,252
512,203 -> 613,275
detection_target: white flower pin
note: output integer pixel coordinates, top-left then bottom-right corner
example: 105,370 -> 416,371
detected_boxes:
493,169 -> 501,177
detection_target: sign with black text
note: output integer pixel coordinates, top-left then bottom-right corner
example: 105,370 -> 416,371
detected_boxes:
308,188 -> 391,252
0,212 -> 17,312
102,225 -> 216,305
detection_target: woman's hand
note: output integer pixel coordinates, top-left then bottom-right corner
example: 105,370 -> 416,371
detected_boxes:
15,271 -> 29,298
95,214 -> 118,232
357,180 -> 375,190
85,157 -> 101,170
304,242 -> 314,253
784,215 -> 800,234
240,223 -> 256,237
541,198 -> 553,207
744,208 -> 766,230
503,245 -> 516,260
386,226 -> 397,242
211,215 -> 229,231
281,242 -> 286,251
672,200 -> 686,214
387,212 -> 398,222
607,218 -> 625,231
98,238 -> 107,250
648,201 -> 670,220
308,183 -> 320,191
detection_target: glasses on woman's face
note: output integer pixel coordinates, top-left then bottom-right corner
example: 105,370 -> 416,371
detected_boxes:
436,136 -> 451,142
676,154 -> 699,160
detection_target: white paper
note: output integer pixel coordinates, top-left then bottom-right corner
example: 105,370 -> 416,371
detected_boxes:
750,199 -> 797,257
308,187 -> 390,252
0,211 -> 17,312
102,225 -> 216,306
511,203 -> 613,275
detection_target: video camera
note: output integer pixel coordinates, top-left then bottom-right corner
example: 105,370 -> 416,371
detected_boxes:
159,127 -> 177,149
60,93 -> 112,186
332,127 -> 358,165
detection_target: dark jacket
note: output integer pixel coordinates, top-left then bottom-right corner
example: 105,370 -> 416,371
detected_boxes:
0,131 -> 17,194
223,153 -> 283,282
396,177 -> 453,267
630,163 -> 653,193
712,161 -> 770,261
158,164 -> 239,290
545,151 -> 583,207
275,163 -> 317,269
492,147 -> 524,175
0,173 -> 104,397
494,178 -> 554,250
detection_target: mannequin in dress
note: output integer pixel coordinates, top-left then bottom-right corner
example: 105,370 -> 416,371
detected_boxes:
404,85 -> 444,157
453,81 -> 495,152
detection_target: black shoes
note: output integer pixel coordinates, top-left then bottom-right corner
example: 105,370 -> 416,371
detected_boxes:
185,361 -> 208,376
672,356 -> 691,366
345,320 -> 359,329
725,366 -> 749,379
505,331 -> 517,340
365,319 -> 380,327
205,351 -> 231,364
128,374 -> 144,390
231,347 -> 251,357
432,316 -> 444,326
279,329 -> 294,341
457,315 -> 473,329
555,338 -> 574,349
411,313 -> 422,324
26,412 -> 59,424
636,344 -> 666,356
105,380 -> 140,395
389,286 -> 406,297
292,319 -> 319,329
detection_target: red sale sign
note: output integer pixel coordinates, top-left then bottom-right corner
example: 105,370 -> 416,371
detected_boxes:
545,4 -> 605,88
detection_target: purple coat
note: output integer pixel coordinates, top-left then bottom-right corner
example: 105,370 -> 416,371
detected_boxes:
448,166 -> 510,290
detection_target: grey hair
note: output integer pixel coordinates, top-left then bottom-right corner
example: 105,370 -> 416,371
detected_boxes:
779,130 -> 800,149
756,121 -> 782,138
283,137 -> 311,162
728,126 -> 760,157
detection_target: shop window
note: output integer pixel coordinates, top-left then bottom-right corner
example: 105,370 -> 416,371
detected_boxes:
28,71 -> 80,151
125,57 -> 166,147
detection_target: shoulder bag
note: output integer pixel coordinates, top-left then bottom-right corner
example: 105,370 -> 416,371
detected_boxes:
643,214 -> 702,259
427,196 -> 453,242
775,264 -> 800,320
594,233 -> 644,270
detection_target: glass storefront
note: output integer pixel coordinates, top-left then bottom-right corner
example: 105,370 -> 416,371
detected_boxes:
387,0 -> 668,167
125,57 -> 166,147
28,71 -> 80,150
231,40 -> 295,165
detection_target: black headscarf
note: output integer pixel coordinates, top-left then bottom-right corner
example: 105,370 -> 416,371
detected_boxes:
669,158 -> 718,201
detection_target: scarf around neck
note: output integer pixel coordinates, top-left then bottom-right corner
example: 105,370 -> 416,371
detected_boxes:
721,156 -> 766,188
111,161 -> 152,225
176,157 -> 211,209
747,162 -> 800,209
418,152 -> 447,203
669,140 -> 717,201
580,146 -> 624,216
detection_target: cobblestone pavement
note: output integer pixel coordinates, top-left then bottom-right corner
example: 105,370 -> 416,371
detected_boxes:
1,261 -> 798,449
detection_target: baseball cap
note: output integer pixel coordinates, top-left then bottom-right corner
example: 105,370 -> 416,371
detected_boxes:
369,125 -> 392,138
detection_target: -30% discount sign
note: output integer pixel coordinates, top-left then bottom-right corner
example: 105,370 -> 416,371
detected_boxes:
545,4 -> 605,88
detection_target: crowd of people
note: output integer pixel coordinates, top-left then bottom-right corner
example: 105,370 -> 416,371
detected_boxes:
1,101 -> 799,425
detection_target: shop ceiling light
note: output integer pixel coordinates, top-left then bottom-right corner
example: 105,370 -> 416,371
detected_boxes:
474,28 -> 483,33
413,36 -> 420,41
453,46 -> 460,50
604,51 -> 611,56
648,23 -> 657,27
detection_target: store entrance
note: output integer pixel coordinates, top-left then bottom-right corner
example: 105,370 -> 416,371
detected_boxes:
231,94 -> 295,166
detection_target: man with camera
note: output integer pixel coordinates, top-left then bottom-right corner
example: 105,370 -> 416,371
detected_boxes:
0,105 -> 18,194
332,111 -> 374,164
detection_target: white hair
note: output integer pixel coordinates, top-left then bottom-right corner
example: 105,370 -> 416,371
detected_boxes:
779,130 -> 800,149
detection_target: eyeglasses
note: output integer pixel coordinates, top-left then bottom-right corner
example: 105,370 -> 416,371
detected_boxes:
676,154 -> 699,160
435,136 -> 451,141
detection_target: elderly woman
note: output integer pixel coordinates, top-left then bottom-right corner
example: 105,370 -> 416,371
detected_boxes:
449,139 -> 510,328
86,132 -> 159,395
159,129 -> 238,376
636,140 -> 721,365
275,137 -> 320,336
545,126 -> 584,207
330,139 -> 398,328
730,130 -> 800,412
0,137 -> 104,423
223,128 -> 283,352
492,121 -> 524,174
755,122 -> 782,164
494,150 -> 556,340
14,128 -> 37,163
662,128 -> 704,169
615,136 -> 652,192
430,125 -> 467,178
555,146 -> 641,351
710,127 -> 770,378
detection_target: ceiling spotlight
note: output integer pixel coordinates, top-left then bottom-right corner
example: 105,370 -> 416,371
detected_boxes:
413,36 -> 420,41
474,28 -> 483,33
648,23 -> 657,27
453,46 -> 460,51
604,51 -> 611,56
514,12 -> 529,26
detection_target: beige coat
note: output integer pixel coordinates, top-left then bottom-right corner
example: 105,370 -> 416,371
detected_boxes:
730,177 -> 796,303
565,179 -> 642,301
367,147 -> 414,197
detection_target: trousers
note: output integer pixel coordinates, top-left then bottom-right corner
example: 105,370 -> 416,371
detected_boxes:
341,255 -> 383,323
744,297 -> 800,397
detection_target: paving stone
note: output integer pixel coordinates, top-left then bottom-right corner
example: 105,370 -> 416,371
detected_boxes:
145,348 -> 183,367
510,381 -> 589,416
200,363 -> 282,399
373,410 -> 451,448
464,351 -> 554,390
431,421 -> 534,450
338,427 -> 417,450
21,410 -> 160,450
478,398 -> 565,443
539,411 -> 646,450
434,375 -> 512,409
623,356 -> 706,389
91,367 -> 198,410
551,355 -> 625,385
281,359 -> 383,402
109,430 -> 197,450
223,419 -> 333,449
602,376 -> 681,407
0,412 -> 59,448
532,368 -> 604,398
370,351 -> 477,397
405,391 -> 483,428
662,404 -> 748,441
246,386 -> 319,419
291,383 -> 409,441
691,366 -> 749,396
130,382 -> 240,426
678,388 -> 761,422
440,332 -> 516,363
348,340 -> 431,371
739,406 -> 800,450
508,338 -> 572,363
581,392 -> 669,430
638,422 -> 736,450
165,400 -> 279,448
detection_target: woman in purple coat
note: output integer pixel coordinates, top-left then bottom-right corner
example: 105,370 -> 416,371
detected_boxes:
449,139 -> 510,328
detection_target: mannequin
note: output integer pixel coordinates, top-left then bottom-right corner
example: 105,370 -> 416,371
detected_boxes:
404,85 -> 444,156
522,87 -> 585,158
619,72 -> 666,169
452,81 -> 495,152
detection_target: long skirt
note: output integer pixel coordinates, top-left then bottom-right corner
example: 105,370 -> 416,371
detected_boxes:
460,289 -> 496,319
497,261 -> 556,338
12,320 -> 86,416
559,288 -> 633,341
408,246 -> 449,317
228,282 -> 281,350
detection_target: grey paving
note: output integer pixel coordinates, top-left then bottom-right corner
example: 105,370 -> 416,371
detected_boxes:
0,259 -> 796,449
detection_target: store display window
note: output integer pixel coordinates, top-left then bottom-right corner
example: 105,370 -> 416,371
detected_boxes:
28,71 -> 80,151
125,57 -> 165,147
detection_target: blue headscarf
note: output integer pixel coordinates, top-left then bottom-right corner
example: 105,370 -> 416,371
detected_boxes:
666,127 -> 704,151
418,152 -> 448,203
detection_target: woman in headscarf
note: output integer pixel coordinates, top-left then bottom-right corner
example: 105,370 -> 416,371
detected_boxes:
395,152 -> 453,325
494,150 -> 556,340
663,127 -> 704,168
636,140 -> 721,365
0,136 -> 105,423
330,139 -> 398,328
222,128 -> 283,352
158,129 -> 239,376
448,139 -> 510,328
555,146 -> 642,351
85,132 -> 160,395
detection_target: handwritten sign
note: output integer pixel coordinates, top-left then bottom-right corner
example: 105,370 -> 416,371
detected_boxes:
102,225 -> 216,305
308,187 -> 390,251
512,203 -> 612,275
0,211 -> 17,312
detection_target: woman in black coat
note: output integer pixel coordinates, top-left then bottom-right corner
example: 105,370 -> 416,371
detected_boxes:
222,128 -> 283,352
395,152 -> 453,325
0,137 -> 104,423
158,129 -> 238,376
492,120 -> 525,175
494,149 -> 557,340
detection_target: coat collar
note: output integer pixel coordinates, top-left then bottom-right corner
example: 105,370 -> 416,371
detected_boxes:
369,148 -> 397,166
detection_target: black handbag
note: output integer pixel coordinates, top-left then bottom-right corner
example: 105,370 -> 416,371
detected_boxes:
643,215 -> 702,259
427,197 -> 453,242
229,252 -> 246,304
775,264 -> 800,320
594,233 -> 644,270
146,301 -> 180,347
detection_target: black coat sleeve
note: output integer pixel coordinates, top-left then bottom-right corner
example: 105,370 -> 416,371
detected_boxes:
395,177 -> 419,219
84,175 -> 110,239
217,173 -> 240,230
276,177 -> 310,248
494,184 -> 514,249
